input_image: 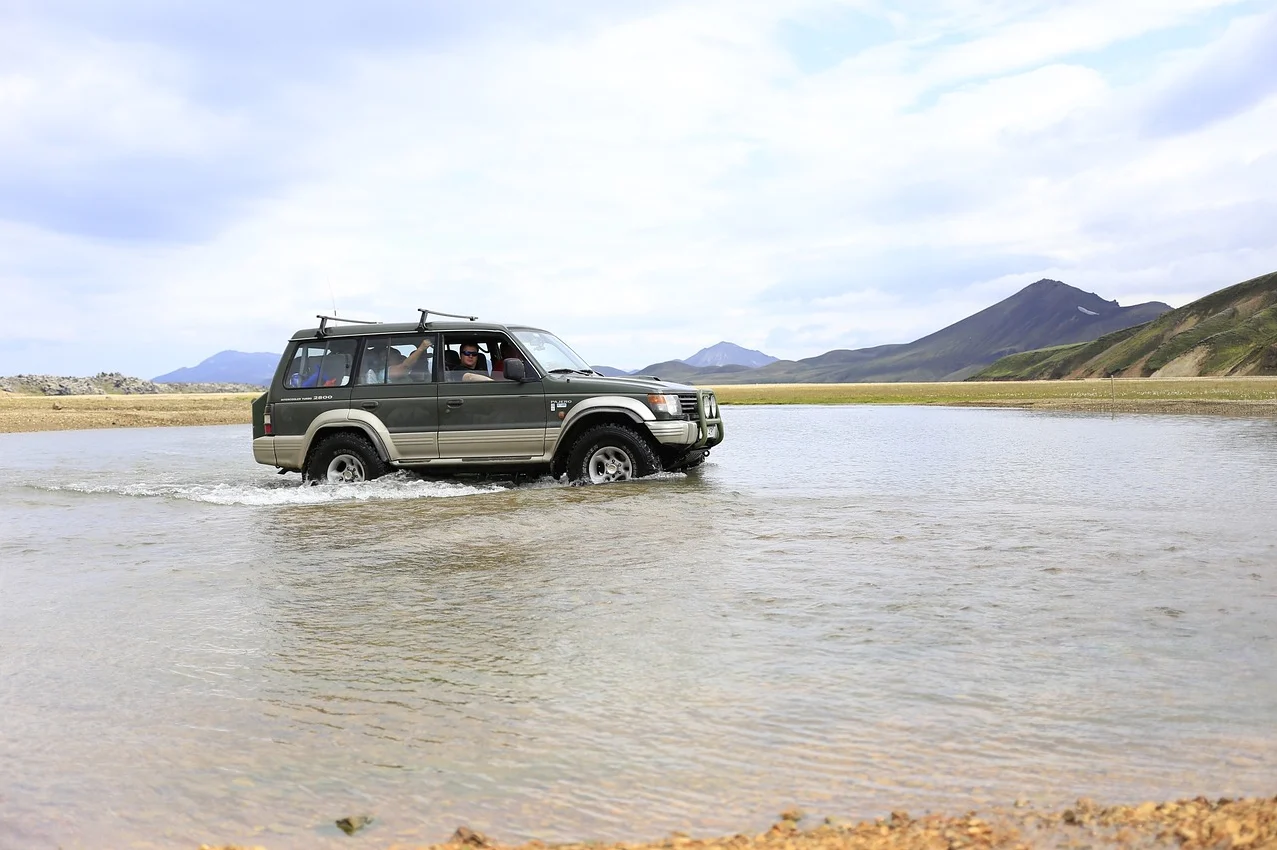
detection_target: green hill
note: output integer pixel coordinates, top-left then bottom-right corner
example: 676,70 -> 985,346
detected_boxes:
973,270 -> 1277,380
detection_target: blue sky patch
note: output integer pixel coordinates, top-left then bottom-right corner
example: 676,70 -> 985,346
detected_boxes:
776,5 -> 895,74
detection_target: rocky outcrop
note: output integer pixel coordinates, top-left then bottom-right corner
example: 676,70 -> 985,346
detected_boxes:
0,372 -> 263,396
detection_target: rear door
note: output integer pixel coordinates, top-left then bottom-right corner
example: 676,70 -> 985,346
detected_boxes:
438,334 -> 547,459
350,333 -> 440,461
273,337 -> 357,440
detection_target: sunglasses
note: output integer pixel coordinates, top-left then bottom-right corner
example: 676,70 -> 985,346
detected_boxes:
460,349 -> 479,356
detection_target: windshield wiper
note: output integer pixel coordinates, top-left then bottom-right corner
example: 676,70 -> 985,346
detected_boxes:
548,368 -> 595,375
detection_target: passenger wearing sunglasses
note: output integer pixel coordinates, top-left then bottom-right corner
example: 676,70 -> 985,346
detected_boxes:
451,342 -> 493,382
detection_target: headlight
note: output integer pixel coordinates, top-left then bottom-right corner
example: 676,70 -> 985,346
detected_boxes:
703,394 -> 718,418
646,393 -> 681,416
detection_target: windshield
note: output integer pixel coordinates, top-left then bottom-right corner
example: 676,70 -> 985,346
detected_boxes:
512,329 -> 593,373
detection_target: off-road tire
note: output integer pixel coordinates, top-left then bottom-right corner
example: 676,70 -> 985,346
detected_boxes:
304,432 -> 387,484
566,423 -> 662,484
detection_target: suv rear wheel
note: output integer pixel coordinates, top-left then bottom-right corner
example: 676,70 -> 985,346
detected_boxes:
566,423 -> 661,484
305,432 -> 387,484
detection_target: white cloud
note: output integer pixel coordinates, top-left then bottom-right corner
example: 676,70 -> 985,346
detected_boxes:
1,0 -> 1275,375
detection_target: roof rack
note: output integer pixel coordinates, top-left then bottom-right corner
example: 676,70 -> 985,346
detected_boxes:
417,307 -> 478,331
316,314 -> 380,337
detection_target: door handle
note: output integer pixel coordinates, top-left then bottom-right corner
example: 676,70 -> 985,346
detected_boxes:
446,399 -> 464,409
361,401 -> 379,410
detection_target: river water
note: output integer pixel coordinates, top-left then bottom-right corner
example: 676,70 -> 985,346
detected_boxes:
1,405 -> 1274,849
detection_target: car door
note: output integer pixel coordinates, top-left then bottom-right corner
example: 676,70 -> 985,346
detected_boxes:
273,338 -> 357,449
350,333 -> 440,461
438,334 -> 547,459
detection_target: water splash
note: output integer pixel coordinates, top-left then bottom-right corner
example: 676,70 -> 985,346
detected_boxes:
36,472 -> 547,506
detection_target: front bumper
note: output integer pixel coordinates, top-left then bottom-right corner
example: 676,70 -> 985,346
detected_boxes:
646,420 -> 698,445
645,413 -> 724,449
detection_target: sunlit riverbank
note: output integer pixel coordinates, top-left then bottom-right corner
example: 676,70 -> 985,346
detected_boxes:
710,377 -> 1277,414
2,376 -> 1276,433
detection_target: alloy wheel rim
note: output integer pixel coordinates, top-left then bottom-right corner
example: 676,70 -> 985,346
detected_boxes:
326,452 -> 366,483
586,446 -> 633,483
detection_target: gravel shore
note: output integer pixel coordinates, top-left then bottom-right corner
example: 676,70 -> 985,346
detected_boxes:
0,392 -> 259,433
196,795 -> 1277,850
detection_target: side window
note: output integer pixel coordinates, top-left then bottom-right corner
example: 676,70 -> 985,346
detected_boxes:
358,335 -> 435,385
491,336 -> 534,380
283,338 -> 357,389
439,335 -> 535,382
284,343 -> 324,388
443,336 -> 493,382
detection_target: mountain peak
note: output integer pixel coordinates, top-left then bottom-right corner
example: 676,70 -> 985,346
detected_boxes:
153,350 -> 279,385
976,269 -> 1277,379
684,341 -> 777,369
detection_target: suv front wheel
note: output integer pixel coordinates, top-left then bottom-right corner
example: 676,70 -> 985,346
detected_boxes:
566,423 -> 661,484
305,432 -> 387,484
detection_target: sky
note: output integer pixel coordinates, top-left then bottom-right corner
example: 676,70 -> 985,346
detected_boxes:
2,0 -> 1276,376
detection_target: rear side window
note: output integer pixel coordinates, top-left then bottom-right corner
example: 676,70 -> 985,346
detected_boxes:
356,335 -> 435,385
283,338 -> 358,389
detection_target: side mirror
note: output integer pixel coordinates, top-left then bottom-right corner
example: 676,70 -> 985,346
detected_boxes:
503,358 -> 527,382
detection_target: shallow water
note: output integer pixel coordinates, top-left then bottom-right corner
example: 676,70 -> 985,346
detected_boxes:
1,406 -> 1274,849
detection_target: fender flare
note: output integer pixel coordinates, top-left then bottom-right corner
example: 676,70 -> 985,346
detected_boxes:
561,396 -> 652,429
551,396 -> 654,457
344,409 -> 397,461
300,411 -> 394,466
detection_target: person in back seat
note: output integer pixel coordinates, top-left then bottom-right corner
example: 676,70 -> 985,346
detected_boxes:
492,342 -> 523,380
302,354 -> 351,387
388,338 -> 431,382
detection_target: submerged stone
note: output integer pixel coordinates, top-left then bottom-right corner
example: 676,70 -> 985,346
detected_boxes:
335,814 -> 373,835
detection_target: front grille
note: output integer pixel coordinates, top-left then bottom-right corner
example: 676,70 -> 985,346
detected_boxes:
677,392 -> 700,420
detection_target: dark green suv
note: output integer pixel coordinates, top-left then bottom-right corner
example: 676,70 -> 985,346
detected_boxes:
251,312 -> 724,484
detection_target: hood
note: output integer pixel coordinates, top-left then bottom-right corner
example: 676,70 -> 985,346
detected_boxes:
544,373 -> 697,394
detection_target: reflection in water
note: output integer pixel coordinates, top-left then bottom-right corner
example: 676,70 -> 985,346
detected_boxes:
0,411 -> 1275,849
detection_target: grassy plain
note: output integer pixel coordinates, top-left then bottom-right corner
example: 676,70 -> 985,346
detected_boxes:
2,377 -> 1276,434
710,377 -> 1277,415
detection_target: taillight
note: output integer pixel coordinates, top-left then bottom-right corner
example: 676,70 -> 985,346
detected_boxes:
263,404 -> 273,436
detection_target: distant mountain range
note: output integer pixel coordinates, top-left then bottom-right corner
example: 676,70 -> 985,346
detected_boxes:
154,278 -> 1185,387
627,279 -> 1170,384
589,365 -> 634,377
975,270 -> 1277,380
592,341 -> 777,376
153,350 -> 279,386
